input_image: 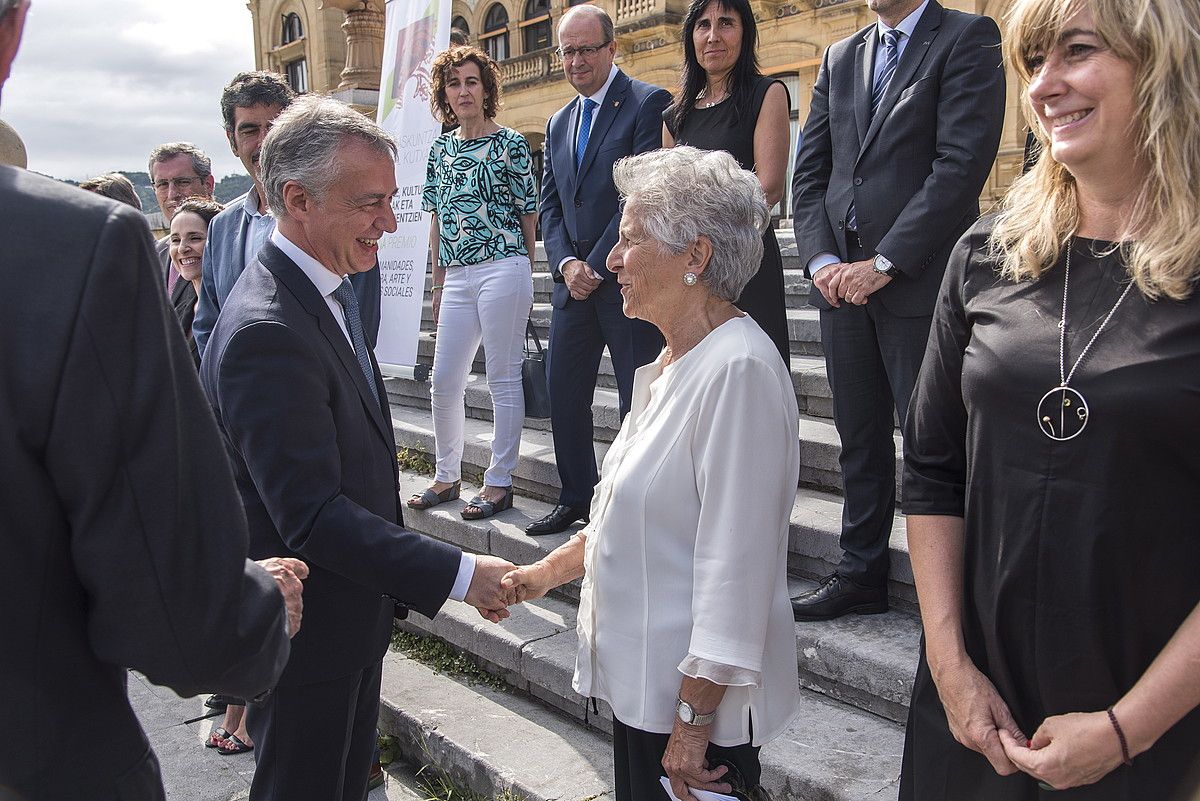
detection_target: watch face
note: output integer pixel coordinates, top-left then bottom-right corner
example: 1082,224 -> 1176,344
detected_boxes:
679,702 -> 693,723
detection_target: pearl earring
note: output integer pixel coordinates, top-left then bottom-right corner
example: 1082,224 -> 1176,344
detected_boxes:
683,272 -> 698,286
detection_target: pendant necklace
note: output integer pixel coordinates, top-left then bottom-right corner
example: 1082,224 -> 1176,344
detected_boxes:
1036,239 -> 1134,441
696,86 -> 726,109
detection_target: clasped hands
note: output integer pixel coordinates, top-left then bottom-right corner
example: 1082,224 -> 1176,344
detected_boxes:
932,656 -> 1129,790
813,258 -> 891,308
463,555 -> 561,622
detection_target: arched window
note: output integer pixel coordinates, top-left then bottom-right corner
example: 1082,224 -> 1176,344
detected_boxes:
285,59 -> 308,93
451,15 -> 469,37
482,4 -> 509,62
281,12 -> 303,44
522,0 -> 551,54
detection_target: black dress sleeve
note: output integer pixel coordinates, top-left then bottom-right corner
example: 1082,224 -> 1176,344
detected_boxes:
901,222 -> 986,516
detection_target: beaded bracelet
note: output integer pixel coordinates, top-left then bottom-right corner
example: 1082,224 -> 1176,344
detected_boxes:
1106,706 -> 1133,767
431,285 -> 444,291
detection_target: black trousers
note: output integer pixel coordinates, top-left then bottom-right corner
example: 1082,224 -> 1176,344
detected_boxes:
246,659 -> 383,801
821,231 -> 933,585
612,717 -> 760,801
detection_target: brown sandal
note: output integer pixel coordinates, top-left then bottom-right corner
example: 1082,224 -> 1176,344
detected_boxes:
407,480 -> 460,510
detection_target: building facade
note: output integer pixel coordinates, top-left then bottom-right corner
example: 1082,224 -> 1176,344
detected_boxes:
248,0 -> 1027,216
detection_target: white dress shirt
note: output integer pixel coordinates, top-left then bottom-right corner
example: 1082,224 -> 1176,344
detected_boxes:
808,0 -> 931,277
271,228 -> 477,600
572,315 -> 801,746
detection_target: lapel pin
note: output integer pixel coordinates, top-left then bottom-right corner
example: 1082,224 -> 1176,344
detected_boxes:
614,100 -> 621,108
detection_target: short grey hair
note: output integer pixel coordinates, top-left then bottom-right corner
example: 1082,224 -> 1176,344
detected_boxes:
259,95 -> 397,219
612,146 -> 768,303
147,142 -> 212,180
558,3 -> 615,43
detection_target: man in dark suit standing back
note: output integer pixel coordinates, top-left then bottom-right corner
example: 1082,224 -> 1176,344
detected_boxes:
790,0 -> 1005,619
0,2 -> 301,798
201,95 -> 517,801
526,4 -> 670,536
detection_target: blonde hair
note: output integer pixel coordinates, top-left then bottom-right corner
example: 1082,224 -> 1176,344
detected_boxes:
991,0 -> 1200,300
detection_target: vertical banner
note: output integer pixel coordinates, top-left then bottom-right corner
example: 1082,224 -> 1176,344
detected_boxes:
374,0 -> 451,369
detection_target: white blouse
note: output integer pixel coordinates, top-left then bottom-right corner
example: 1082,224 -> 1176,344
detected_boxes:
572,315 -> 801,747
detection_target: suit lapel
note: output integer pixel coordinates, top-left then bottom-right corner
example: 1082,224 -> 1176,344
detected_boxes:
859,1 -> 943,158
259,243 -> 391,444
854,29 -> 874,147
577,71 -> 630,181
557,100 -> 580,197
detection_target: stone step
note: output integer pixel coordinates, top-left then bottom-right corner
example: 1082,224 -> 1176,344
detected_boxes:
396,468 -> 919,726
411,333 -> 838,419
419,301 -> 826,357
385,390 -> 904,502
422,269 -> 813,309
384,614 -> 905,801
380,646 -> 903,801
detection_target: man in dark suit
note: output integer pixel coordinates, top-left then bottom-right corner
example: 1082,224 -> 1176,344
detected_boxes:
201,95 -> 516,801
526,4 -> 670,536
790,0 -> 1005,619
0,2 -> 301,798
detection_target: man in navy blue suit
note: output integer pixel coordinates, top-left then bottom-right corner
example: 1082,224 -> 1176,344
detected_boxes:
527,4 -> 670,536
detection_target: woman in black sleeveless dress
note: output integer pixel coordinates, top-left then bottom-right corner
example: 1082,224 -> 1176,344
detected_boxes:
663,0 -> 792,366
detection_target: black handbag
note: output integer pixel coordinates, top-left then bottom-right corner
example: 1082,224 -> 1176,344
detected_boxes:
522,319 -> 552,419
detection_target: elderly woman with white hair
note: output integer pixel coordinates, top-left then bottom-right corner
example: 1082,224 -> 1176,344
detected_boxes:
503,146 -> 800,801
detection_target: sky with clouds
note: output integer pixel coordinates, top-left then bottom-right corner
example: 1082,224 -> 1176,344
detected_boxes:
3,0 -> 257,181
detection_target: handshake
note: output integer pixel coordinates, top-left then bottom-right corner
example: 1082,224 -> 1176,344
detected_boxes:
462,554 -> 558,623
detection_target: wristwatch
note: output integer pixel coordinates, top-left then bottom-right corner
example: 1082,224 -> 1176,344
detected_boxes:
676,696 -> 717,726
873,254 -> 899,278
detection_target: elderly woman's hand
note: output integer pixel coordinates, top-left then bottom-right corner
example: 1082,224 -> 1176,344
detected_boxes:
998,712 -> 1127,790
662,718 -> 731,801
932,657 -> 1027,776
501,560 -> 555,604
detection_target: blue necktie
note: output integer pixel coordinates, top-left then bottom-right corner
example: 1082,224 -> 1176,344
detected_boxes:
575,98 -> 596,171
848,29 -> 902,232
332,278 -> 380,408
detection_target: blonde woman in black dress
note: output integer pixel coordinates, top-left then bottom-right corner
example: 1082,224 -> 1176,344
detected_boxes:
662,0 -> 791,367
901,0 -> 1200,797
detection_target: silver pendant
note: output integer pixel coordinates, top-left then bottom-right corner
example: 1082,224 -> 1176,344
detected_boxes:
1037,385 -> 1089,441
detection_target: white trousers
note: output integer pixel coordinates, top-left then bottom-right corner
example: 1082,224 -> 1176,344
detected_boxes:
430,255 -> 533,488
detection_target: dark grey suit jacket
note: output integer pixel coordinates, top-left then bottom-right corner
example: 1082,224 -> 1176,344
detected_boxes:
201,242 -> 462,687
0,166 -> 290,800
791,1 -> 1005,317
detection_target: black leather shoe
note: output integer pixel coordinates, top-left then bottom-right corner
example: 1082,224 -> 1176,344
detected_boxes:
204,694 -> 241,709
525,504 -> 589,536
791,574 -> 888,621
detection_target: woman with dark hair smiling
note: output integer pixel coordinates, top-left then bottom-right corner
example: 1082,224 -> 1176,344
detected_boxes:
663,0 -> 791,367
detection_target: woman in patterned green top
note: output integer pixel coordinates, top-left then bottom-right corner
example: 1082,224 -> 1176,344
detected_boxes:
409,45 -> 538,521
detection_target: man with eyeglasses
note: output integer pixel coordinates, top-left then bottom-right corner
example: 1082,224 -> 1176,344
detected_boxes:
147,141 -> 215,296
526,4 -> 670,537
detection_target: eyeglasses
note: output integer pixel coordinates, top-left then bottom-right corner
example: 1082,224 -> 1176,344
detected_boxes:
153,176 -> 205,192
556,41 -> 611,60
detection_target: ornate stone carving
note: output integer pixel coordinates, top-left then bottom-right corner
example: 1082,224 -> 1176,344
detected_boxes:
321,0 -> 386,92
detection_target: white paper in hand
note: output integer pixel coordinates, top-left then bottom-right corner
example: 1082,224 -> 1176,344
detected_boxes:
659,775 -> 739,801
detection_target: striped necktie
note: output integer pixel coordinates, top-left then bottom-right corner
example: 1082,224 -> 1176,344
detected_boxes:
332,278 -> 381,408
848,28 -> 903,232
575,98 -> 597,171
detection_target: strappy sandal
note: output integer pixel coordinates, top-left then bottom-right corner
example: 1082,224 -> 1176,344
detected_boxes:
205,727 -> 232,749
407,480 -> 460,510
216,734 -> 253,755
460,486 -> 514,520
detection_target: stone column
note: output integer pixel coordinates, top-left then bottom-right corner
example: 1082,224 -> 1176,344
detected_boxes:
320,0 -> 385,92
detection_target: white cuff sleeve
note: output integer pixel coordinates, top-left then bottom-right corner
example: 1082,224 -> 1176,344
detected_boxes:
448,552 -> 477,602
807,252 -> 840,276
557,257 -> 574,273
678,654 -> 762,689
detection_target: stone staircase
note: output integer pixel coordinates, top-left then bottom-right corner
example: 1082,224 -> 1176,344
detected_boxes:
377,231 -> 914,801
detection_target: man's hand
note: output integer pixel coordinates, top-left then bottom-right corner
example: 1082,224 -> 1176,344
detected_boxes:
255,557 -> 309,638
812,262 -> 845,307
464,554 -> 517,623
932,657 -> 1027,776
563,259 -> 602,301
662,717 -> 731,801
835,258 -> 892,305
